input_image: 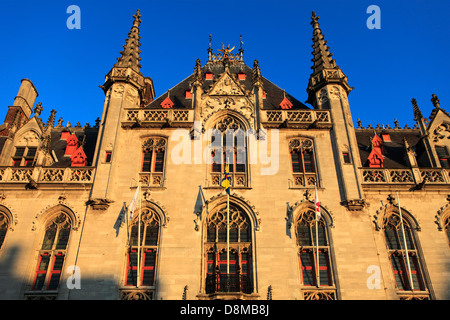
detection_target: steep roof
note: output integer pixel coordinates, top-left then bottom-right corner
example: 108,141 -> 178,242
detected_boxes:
356,128 -> 421,168
145,62 -> 309,110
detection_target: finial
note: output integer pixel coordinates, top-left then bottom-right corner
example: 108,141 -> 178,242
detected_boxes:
311,11 -> 320,28
239,35 -> 244,61
357,119 -> 362,128
34,102 -> 43,117
394,119 -> 399,129
431,94 -> 440,109
47,109 -> 57,127
412,98 -> 423,121
133,9 -> 141,27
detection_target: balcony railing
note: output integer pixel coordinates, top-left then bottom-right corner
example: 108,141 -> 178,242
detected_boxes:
361,168 -> 450,185
0,167 -> 95,184
205,274 -> 252,295
122,109 -> 193,128
261,110 -> 332,128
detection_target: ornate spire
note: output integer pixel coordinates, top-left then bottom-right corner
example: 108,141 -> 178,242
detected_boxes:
114,9 -> 142,74
252,59 -> 263,87
310,11 -> 337,75
192,59 -> 203,86
306,11 -> 352,106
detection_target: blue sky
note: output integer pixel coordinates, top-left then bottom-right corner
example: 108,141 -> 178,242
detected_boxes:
0,0 -> 449,129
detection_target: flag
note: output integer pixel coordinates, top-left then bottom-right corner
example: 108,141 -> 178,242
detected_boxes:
314,184 -> 321,220
128,185 -> 140,221
221,164 -> 231,195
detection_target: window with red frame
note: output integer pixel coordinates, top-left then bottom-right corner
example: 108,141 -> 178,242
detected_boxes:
436,146 -> 450,168
296,209 -> 334,287
384,213 -> 427,292
12,146 -> 37,167
205,205 -> 252,294
291,150 -> 315,173
32,213 -> 71,291
141,138 -> 166,173
125,208 -> 160,287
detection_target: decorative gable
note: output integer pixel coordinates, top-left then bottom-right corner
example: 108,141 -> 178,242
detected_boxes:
367,134 -> 384,168
71,147 -> 87,167
280,97 -> 293,110
209,72 -> 245,96
64,134 -> 79,157
161,96 -> 174,109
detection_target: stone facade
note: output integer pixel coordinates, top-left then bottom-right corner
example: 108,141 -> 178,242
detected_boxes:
0,10 -> 449,300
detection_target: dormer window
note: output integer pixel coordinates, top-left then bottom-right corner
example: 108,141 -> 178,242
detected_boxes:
12,146 -> 37,167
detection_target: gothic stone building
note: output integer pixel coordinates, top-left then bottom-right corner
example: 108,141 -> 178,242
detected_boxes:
0,10 -> 449,300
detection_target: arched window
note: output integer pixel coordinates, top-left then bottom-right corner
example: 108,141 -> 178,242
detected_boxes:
0,211 -> 10,250
289,138 -> 318,187
295,207 -> 336,300
32,212 -> 72,291
125,208 -> 160,289
204,203 -> 252,295
140,137 -> 166,187
383,212 -> 428,294
209,115 -> 248,188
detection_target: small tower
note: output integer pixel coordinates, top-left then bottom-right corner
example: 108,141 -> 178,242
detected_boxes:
91,9 -> 150,204
305,11 -> 364,209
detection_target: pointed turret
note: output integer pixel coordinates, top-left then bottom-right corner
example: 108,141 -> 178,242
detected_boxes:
101,9 -> 148,97
306,11 -> 353,107
114,9 -> 142,74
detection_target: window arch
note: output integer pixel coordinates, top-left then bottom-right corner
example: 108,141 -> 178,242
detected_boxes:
209,114 -> 248,188
203,202 -> 253,296
31,212 -> 72,291
295,207 -> 336,300
289,138 -> 318,187
124,207 -> 160,290
382,211 -> 429,297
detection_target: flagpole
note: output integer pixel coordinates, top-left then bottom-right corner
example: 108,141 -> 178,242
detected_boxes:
315,185 -> 319,286
226,157 -> 230,276
137,182 -> 141,288
396,192 -> 414,290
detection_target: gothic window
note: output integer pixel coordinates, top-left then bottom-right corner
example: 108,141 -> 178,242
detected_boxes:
204,203 -> 252,295
12,146 -> 37,167
31,213 -> 72,291
140,138 -> 166,187
295,210 -> 333,286
209,116 -> 248,188
125,208 -> 160,288
289,138 -> 318,187
0,211 -> 10,250
383,212 -> 428,296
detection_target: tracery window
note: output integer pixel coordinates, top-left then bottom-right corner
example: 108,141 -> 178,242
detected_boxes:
125,208 -> 160,289
209,116 -> 248,188
204,203 -> 253,295
140,137 -> 166,187
289,138 -> 318,188
295,209 -> 335,300
31,213 -> 72,291
383,212 -> 429,299
435,146 -> 450,168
